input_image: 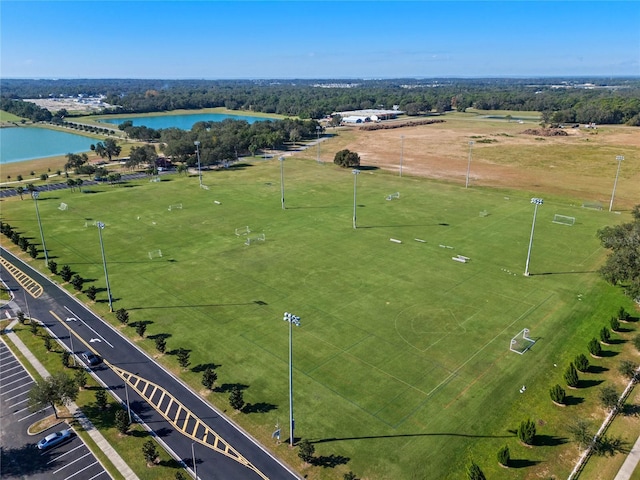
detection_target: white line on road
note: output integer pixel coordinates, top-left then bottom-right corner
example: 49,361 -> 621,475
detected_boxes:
47,444 -> 83,464
64,460 -> 99,480
52,452 -> 92,474
63,306 -> 114,348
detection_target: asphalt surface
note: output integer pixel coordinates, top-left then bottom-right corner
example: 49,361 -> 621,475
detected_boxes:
0,247 -> 299,480
0,339 -> 111,480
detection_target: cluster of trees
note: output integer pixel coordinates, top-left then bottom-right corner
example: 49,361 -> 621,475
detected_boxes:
159,117 -> 321,167
3,78 -> 640,125
333,149 -> 361,168
53,118 -> 115,136
0,97 -> 52,122
598,205 -> 640,301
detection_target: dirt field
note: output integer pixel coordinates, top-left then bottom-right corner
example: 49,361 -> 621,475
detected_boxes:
326,116 -> 639,209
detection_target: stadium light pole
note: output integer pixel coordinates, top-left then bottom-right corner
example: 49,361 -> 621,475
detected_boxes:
399,135 -> 404,177
32,191 -> 49,266
352,169 -> 360,229
191,442 -> 197,478
524,198 -> 543,277
608,155 -> 624,212
316,125 -> 322,164
465,141 -> 474,188
194,141 -> 202,188
279,156 -> 285,210
96,222 -> 113,312
283,312 -> 300,447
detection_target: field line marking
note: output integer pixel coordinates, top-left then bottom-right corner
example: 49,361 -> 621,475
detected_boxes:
425,292 -> 554,398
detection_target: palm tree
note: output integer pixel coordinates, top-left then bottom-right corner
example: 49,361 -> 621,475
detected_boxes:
16,186 -> 25,200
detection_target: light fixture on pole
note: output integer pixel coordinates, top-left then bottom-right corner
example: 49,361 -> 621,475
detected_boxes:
194,141 -> 202,188
283,312 -> 301,447
316,126 -> 322,164
279,156 -> 285,210
400,135 -> 404,177
32,191 -> 49,266
96,222 -> 113,312
524,198 -> 543,277
609,155 -> 624,212
352,169 -> 360,229
191,442 -> 197,478
465,141 -> 474,188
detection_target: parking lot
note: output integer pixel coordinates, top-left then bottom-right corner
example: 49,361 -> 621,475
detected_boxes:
0,337 -> 111,479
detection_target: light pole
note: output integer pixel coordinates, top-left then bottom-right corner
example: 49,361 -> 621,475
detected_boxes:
194,141 -> 202,188
524,198 -> 543,277
191,442 -> 197,478
96,222 -> 113,312
283,312 -> 300,447
316,126 -> 322,164
465,141 -> 474,188
399,135 -> 404,177
609,155 -> 624,212
124,381 -> 132,424
279,156 -> 285,210
352,169 -> 360,229
32,191 -> 49,266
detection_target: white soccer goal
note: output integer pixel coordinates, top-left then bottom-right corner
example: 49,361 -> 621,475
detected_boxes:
386,192 -> 400,201
244,233 -> 265,246
553,214 -> 575,226
479,210 -> 489,217
200,184 -> 210,190
582,201 -> 603,211
148,249 -> 163,259
509,328 -> 536,354
58,203 -> 68,211
168,204 -> 183,211
235,226 -> 251,236
150,177 -> 161,183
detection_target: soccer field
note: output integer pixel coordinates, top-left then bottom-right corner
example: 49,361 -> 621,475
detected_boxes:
2,159 -> 629,479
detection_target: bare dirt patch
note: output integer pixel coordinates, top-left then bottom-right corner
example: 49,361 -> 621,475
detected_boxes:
327,117 -> 639,209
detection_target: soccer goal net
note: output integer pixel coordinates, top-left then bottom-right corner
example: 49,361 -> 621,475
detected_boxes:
148,249 -> 163,259
582,201 -> 603,211
245,233 -> 265,246
386,192 -> 400,201
168,204 -> 183,211
509,328 -> 536,355
552,214 -> 576,226
235,226 -> 251,236
58,203 -> 68,211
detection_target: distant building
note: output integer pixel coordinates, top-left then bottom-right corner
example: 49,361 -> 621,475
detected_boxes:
333,108 -> 404,123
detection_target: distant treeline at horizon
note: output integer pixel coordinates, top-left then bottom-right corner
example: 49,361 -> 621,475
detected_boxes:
2,77 -> 639,126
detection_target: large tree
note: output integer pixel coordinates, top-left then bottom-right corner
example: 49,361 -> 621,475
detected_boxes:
94,138 -> 122,162
597,205 -> 640,301
333,149 -> 361,168
29,372 -> 78,419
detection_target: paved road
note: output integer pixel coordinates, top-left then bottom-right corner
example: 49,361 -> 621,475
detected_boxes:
0,247 -> 299,480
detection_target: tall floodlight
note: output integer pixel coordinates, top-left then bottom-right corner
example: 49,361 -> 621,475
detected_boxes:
191,442 -> 197,478
194,141 -> 202,188
96,222 -> 113,312
283,312 -> 301,447
316,126 -> 322,164
352,169 -> 360,229
279,156 -> 285,210
32,191 -> 49,265
609,155 -> 624,212
465,141 -> 474,188
524,198 -> 543,277
399,135 -> 405,177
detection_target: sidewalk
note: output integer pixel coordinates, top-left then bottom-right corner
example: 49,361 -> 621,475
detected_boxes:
3,318 -> 139,480
614,433 -> 640,480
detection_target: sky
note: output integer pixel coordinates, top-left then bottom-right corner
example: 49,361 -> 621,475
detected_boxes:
1,1 -> 639,79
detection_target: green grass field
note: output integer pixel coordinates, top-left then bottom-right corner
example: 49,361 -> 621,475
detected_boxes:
2,159 -> 636,479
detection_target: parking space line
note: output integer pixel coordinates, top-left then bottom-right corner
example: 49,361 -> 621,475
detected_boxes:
64,460 -> 99,480
4,389 -> 33,402
47,444 -> 84,464
52,452 -> 92,474
12,405 -> 32,415
2,374 -> 31,387
1,363 -> 23,374
7,397 -> 29,409
3,369 -> 29,381
87,469 -> 109,479
18,406 -> 50,421
3,382 -> 35,396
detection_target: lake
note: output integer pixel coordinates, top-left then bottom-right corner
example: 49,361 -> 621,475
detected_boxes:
0,127 -> 94,164
98,112 -> 272,130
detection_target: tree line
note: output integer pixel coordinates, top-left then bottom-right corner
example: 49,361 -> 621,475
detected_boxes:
2,78 -> 640,125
